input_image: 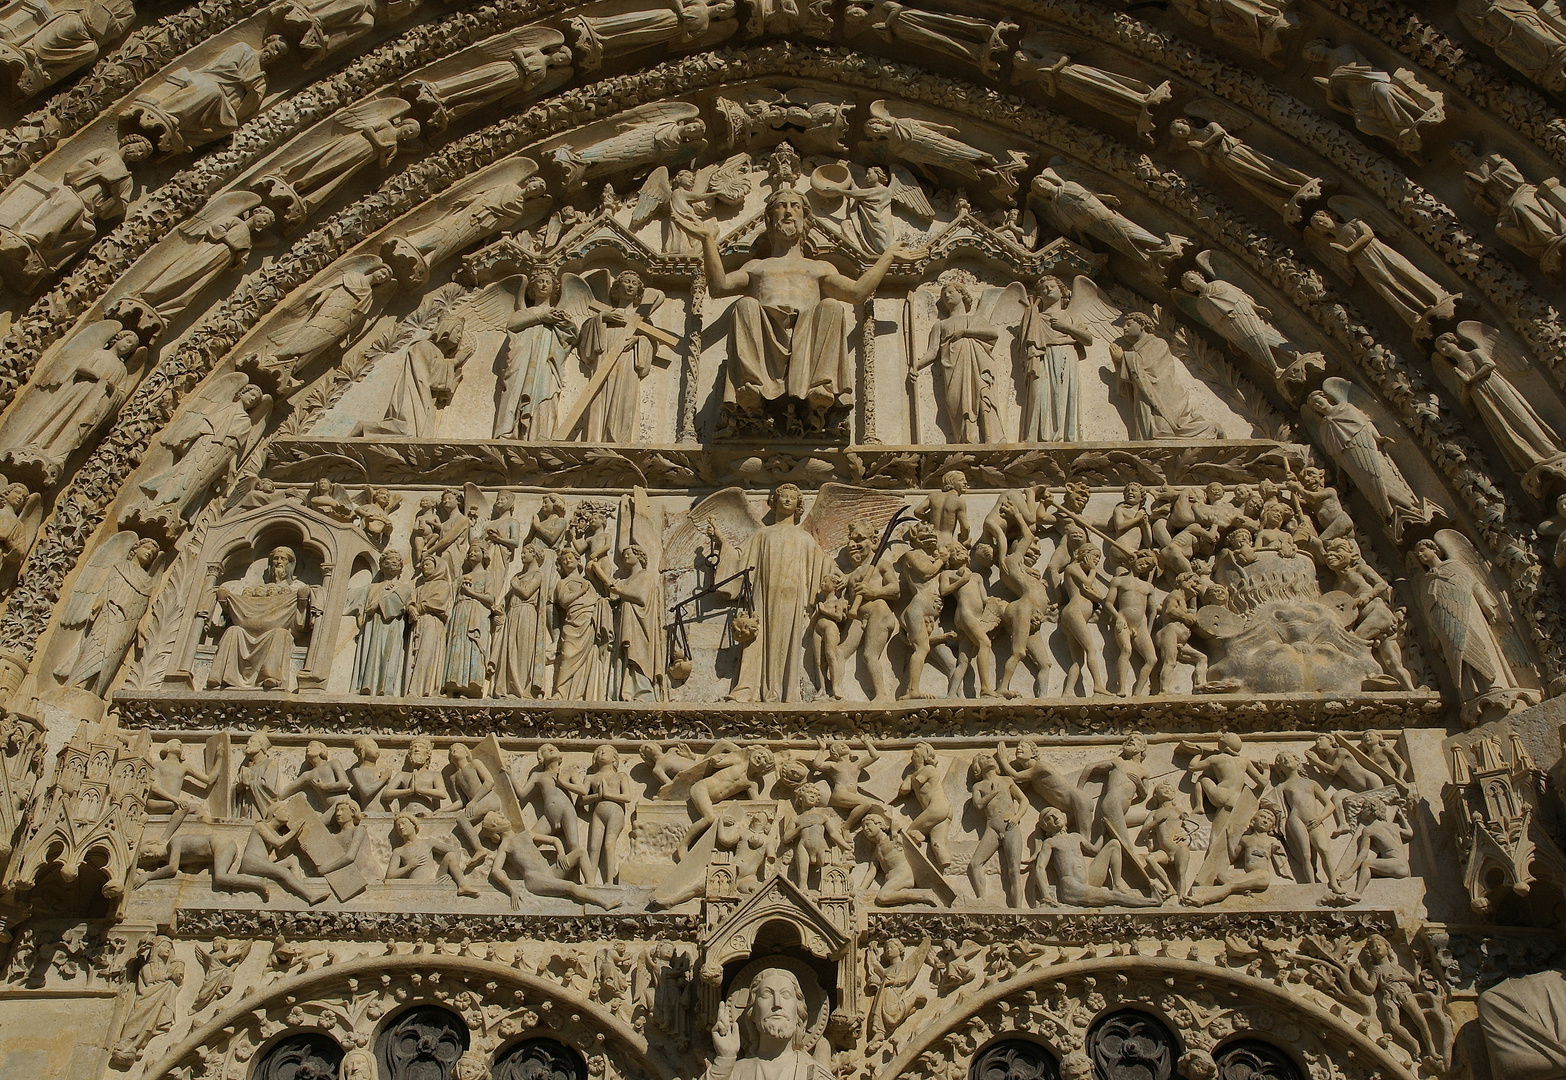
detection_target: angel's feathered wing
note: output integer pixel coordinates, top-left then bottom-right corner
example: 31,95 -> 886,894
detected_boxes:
663,487 -> 764,570
800,484 -> 907,558
631,167 -> 672,229
1456,320 -> 1528,374
455,277 -> 524,332
1064,275 -> 1123,341
58,531 -> 140,628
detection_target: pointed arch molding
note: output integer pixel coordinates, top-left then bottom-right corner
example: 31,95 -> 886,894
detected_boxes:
0,36 -> 1564,685
136,952 -> 671,1080
877,955 -> 1414,1080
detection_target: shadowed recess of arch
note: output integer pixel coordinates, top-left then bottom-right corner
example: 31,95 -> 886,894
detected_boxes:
377,1004 -> 469,1080
493,1036 -> 589,1080
968,1037 -> 1061,1080
255,1032 -> 346,1080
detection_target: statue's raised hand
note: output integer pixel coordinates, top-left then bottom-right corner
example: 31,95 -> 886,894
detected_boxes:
711,1000 -> 741,1059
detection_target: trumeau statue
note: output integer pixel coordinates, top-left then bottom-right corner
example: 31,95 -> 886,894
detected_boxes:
0,0 -> 134,98
120,36 -> 289,156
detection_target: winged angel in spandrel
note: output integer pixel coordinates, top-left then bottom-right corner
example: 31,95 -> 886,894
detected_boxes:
631,153 -> 750,253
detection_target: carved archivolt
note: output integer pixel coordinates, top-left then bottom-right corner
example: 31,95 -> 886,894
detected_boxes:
0,8 -> 1562,1080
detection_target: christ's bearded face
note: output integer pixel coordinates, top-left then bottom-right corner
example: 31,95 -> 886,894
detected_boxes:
749,970 -> 805,1044
768,195 -> 807,240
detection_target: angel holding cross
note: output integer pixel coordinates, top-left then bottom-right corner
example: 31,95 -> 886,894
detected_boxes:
574,270 -> 667,443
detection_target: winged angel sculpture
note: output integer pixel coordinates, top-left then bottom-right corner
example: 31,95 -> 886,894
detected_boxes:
908,270 -> 1027,445
1431,321 -> 1566,496
114,191 -> 274,331
1174,248 -> 1325,398
463,269 -> 590,439
669,483 -> 903,703
239,254 -> 395,392
465,267 -> 673,442
400,26 -> 572,135
631,153 -> 750,253
46,530 -> 164,698
252,99 -> 422,228
1300,377 -> 1439,543
1412,529 -> 1540,725
808,161 -> 933,257
0,318 -> 149,485
861,99 -> 1028,201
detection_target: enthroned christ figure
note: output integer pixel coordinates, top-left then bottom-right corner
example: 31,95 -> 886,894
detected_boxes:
693,187 -> 908,436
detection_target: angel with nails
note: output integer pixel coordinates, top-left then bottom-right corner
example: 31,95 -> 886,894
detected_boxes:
1017,275 -> 1105,442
